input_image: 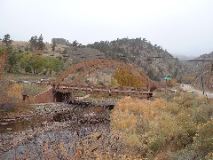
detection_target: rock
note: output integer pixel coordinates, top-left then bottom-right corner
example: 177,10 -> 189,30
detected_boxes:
0,122 -> 8,125
6,128 -> 12,131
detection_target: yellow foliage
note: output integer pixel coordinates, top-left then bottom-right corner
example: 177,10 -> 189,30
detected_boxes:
7,83 -> 23,100
111,77 -> 119,87
167,79 -> 177,87
113,67 -> 147,88
182,75 -> 195,84
111,97 -> 169,150
111,109 -> 137,132
114,97 -> 167,120
125,133 -> 141,147
205,152 -> 213,160
111,94 -> 212,159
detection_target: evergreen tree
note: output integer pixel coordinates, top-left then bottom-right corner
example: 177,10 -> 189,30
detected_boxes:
72,40 -> 79,47
51,39 -> 56,51
2,34 -> 12,47
29,34 -> 45,51
38,34 -> 45,50
29,36 -> 38,50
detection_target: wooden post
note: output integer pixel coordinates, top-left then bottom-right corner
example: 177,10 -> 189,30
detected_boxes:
201,76 -> 205,95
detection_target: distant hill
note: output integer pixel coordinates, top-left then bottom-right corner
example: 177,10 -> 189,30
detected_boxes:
186,51 -> 213,73
183,51 -> 213,91
198,51 -> 213,59
175,55 -> 196,61
4,37 -> 185,81
88,38 -> 183,81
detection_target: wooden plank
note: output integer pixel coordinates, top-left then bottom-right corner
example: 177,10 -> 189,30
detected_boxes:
54,86 -> 153,98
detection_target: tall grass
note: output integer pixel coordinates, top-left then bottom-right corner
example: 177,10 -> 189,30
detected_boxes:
111,93 -> 213,159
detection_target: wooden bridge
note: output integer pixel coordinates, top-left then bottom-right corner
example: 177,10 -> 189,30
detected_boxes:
53,84 -> 153,102
33,59 -> 156,104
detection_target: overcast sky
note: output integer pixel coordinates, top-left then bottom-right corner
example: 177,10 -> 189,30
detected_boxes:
1,0 -> 213,56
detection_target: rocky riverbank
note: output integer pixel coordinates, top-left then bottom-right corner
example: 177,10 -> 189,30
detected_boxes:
0,103 -> 111,159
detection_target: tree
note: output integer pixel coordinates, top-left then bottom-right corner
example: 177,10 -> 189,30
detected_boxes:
44,57 -> 63,75
7,49 -> 22,73
51,39 -> 56,51
142,38 -> 147,43
72,40 -> 79,47
19,53 -> 63,75
29,36 -> 38,50
0,48 -> 7,80
2,34 -> 12,47
37,34 -> 45,50
29,34 -> 45,51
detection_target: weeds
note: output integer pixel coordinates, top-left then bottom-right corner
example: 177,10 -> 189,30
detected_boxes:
111,92 -> 213,159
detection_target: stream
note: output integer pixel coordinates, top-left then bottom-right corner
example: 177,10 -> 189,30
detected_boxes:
0,103 -> 111,160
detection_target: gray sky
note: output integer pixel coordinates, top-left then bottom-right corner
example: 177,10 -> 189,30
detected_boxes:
1,0 -> 213,56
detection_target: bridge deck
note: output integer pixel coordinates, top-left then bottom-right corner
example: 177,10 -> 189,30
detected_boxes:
54,85 -> 153,98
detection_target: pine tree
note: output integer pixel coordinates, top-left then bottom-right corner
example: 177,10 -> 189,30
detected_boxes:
29,34 -> 45,51
2,34 -> 12,47
72,40 -> 79,47
38,34 -> 45,50
29,36 -> 38,50
52,39 -> 56,51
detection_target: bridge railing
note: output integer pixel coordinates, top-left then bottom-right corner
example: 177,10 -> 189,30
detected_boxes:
53,84 -> 153,99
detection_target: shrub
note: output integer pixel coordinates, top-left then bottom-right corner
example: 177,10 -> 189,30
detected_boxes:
20,53 -> 46,74
111,93 -> 212,159
113,67 -> 146,88
193,120 -> 213,154
7,83 -> 23,100
0,81 -> 30,115
4,48 -> 64,75
0,47 -> 7,79
167,79 -> 177,87
111,97 -> 169,156
192,104 -> 213,124
205,152 -> 213,160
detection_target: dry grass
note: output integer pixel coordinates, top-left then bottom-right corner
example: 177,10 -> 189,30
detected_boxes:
113,96 -> 167,121
7,83 -> 23,100
111,93 -> 213,159
0,81 -> 32,118
113,67 -> 148,88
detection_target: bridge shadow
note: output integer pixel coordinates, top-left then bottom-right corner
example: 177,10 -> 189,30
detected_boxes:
54,91 -> 115,110
54,91 -> 71,102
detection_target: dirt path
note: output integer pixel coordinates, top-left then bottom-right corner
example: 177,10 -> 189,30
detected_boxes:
180,84 -> 213,98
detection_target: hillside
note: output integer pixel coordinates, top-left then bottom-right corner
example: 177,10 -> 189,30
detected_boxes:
182,51 -> 213,91
88,38 -> 183,81
2,37 -> 185,82
157,50 -> 213,92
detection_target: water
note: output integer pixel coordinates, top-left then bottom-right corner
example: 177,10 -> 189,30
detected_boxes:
0,105 -> 110,159
0,116 -> 45,133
